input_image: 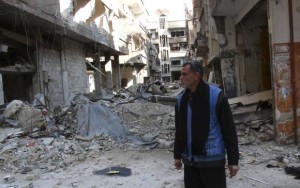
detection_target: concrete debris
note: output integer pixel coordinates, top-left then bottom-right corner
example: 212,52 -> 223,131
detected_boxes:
3,100 -> 23,119
18,103 -> 44,131
116,99 -> 175,149
0,82 -> 179,175
1,82 -> 297,186
124,80 -> 170,100
230,91 -> 274,143
228,90 -> 272,106
0,57 -> 36,73
32,93 -> 46,108
3,174 -> 15,184
26,173 -> 40,181
0,64 -> 36,73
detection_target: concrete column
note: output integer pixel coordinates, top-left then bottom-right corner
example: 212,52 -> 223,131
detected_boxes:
60,38 -> 69,105
113,55 -> 121,90
223,16 -> 244,96
105,55 -> 113,94
132,67 -> 137,85
0,73 -> 4,105
269,0 -> 300,144
94,53 -> 103,96
220,57 -> 236,98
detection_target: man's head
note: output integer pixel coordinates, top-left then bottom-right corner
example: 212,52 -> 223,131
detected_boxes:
180,60 -> 203,92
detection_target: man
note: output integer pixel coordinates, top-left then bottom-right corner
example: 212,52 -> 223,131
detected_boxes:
174,61 -> 239,188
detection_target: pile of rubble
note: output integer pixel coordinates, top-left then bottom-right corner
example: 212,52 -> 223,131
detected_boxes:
115,100 -> 175,149
229,90 -> 274,144
0,99 -> 124,177
1,80 -> 294,184
0,81 -> 180,177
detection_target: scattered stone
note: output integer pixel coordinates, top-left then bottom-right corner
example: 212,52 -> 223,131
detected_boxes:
1,142 -> 18,154
42,138 -> 54,146
77,154 -> 86,162
19,183 -> 33,188
64,156 -> 76,166
3,175 -> 15,184
26,173 -> 40,181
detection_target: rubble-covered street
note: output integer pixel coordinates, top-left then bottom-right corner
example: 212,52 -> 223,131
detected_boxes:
1,0 -> 300,187
0,82 -> 299,188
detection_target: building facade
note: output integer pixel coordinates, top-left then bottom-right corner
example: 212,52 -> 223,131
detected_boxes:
0,0 -> 145,108
189,0 -> 300,144
147,15 -> 188,82
118,0 -> 157,88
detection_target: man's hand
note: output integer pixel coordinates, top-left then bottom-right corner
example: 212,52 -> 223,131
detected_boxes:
174,159 -> 182,170
228,165 -> 238,178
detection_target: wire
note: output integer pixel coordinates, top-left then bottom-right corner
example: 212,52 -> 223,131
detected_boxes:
20,11 -> 33,65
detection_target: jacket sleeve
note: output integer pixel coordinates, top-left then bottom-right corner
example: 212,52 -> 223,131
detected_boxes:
217,92 -> 239,166
174,103 -> 181,159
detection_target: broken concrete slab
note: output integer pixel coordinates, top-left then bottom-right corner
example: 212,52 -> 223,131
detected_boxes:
233,108 -> 272,124
149,95 -> 177,106
18,104 -> 45,130
3,100 -> 23,119
0,127 -> 22,142
228,90 -> 272,105
3,174 -> 15,184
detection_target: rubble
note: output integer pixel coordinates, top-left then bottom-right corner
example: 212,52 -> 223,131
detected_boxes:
0,82 -> 299,187
3,100 -> 23,119
3,174 -> 15,184
230,90 -> 274,143
0,81 -> 177,175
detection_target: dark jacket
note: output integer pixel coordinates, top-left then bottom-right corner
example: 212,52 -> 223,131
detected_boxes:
174,81 -> 239,167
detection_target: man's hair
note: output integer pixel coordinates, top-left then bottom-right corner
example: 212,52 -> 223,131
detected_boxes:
182,60 -> 204,74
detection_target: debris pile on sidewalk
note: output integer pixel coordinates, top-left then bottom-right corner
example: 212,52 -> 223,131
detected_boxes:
229,90 -> 274,144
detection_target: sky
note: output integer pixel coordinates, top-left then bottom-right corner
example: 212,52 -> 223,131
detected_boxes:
143,0 -> 192,21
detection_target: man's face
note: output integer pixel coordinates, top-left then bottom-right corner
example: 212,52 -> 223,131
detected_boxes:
180,65 -> 198,90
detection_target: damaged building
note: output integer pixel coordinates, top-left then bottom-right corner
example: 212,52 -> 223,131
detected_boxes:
0,0 -> 142,108
1,0 -> 300,146
118,0 -> 158,88
1,0 -> 300,187
147,13 -> 188,82
188,0 -> 300,144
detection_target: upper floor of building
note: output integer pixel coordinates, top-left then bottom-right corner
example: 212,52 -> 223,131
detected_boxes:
0,0 -> 154,56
